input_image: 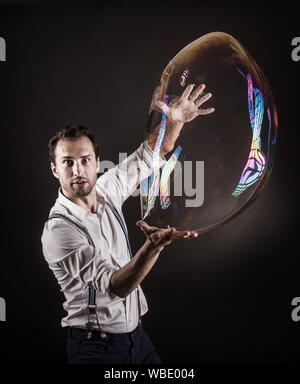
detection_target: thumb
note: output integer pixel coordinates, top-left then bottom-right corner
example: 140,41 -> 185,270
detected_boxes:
136,221 -> 160,236
136,220 -> 151,233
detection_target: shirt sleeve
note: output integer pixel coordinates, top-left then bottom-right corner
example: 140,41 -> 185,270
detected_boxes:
96,141 -> 166,207
41,218 -> 119,298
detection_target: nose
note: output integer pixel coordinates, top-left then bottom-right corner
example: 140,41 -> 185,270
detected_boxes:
72,161 -> 84,177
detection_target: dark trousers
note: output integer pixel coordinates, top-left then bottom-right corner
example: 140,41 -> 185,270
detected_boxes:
67,324 -> 162,364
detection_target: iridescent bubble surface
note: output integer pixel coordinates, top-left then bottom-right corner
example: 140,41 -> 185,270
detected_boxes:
140,32 -> 278,233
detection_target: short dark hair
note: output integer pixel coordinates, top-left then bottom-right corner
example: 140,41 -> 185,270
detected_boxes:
48,125 -> 100,165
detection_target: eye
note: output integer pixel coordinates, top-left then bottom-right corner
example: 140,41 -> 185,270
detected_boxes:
64,160 -> 73,166
82,157 -> 90,164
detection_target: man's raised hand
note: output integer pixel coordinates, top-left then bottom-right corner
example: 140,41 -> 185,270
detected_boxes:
155,83 -> 215,125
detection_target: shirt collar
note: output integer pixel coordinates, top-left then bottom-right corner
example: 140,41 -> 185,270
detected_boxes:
57,188 -> 106,222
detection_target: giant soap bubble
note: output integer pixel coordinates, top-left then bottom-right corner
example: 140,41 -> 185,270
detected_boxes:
140,32 -> 278,233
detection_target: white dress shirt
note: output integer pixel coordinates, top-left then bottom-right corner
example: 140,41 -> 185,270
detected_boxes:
41,142 -> 165,333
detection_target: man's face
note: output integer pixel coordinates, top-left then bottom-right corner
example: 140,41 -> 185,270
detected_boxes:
51,136 -> 99,199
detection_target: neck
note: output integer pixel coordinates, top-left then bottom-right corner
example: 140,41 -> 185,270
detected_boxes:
62,187 -> 98,214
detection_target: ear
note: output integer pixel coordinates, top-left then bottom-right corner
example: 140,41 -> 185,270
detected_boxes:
50,162 -> 59,180
96,157 -> 100,173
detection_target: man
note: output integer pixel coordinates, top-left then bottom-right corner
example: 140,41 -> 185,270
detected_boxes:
41,83 -> 214,364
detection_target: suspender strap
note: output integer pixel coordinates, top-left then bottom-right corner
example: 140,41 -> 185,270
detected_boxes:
48,202 -> 140,331
106,202 -> 133,258
48,204 -> 134,304
105,203 -> 142,321
88,287 -> 96,307
48,212 -> 99,333
48,213 -> 95,246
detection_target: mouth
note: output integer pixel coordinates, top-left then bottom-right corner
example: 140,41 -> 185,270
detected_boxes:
72,180 -> 88,186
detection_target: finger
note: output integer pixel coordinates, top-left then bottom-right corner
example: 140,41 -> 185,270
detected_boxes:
160,227 -> 176,239
164,230 -> 190,240
174,230 -> 199,239
158,227 -> 178,243
183,231 -> 198,239
136,221 -> 159,234
197,107 -> 215,116
189,83 -> 205,102
179,84 -> 195,102
194,92 -> 212,107
188,232 -> 199,238
160,229 -> 199,243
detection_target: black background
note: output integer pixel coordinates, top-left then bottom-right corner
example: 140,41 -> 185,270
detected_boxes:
0,0 -> 299,364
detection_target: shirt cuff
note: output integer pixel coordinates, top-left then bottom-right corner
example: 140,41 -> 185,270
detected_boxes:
143,140 -> 166,169
104,268 -> 121,300
95,264 -> 120,300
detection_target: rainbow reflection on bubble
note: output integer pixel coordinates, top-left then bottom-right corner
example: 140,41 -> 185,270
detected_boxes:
140,94 -> 182,219
232,71 -> 266,197
180,68 -> 190,87
141,95 -> 169,219
160,145 -> 182,209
